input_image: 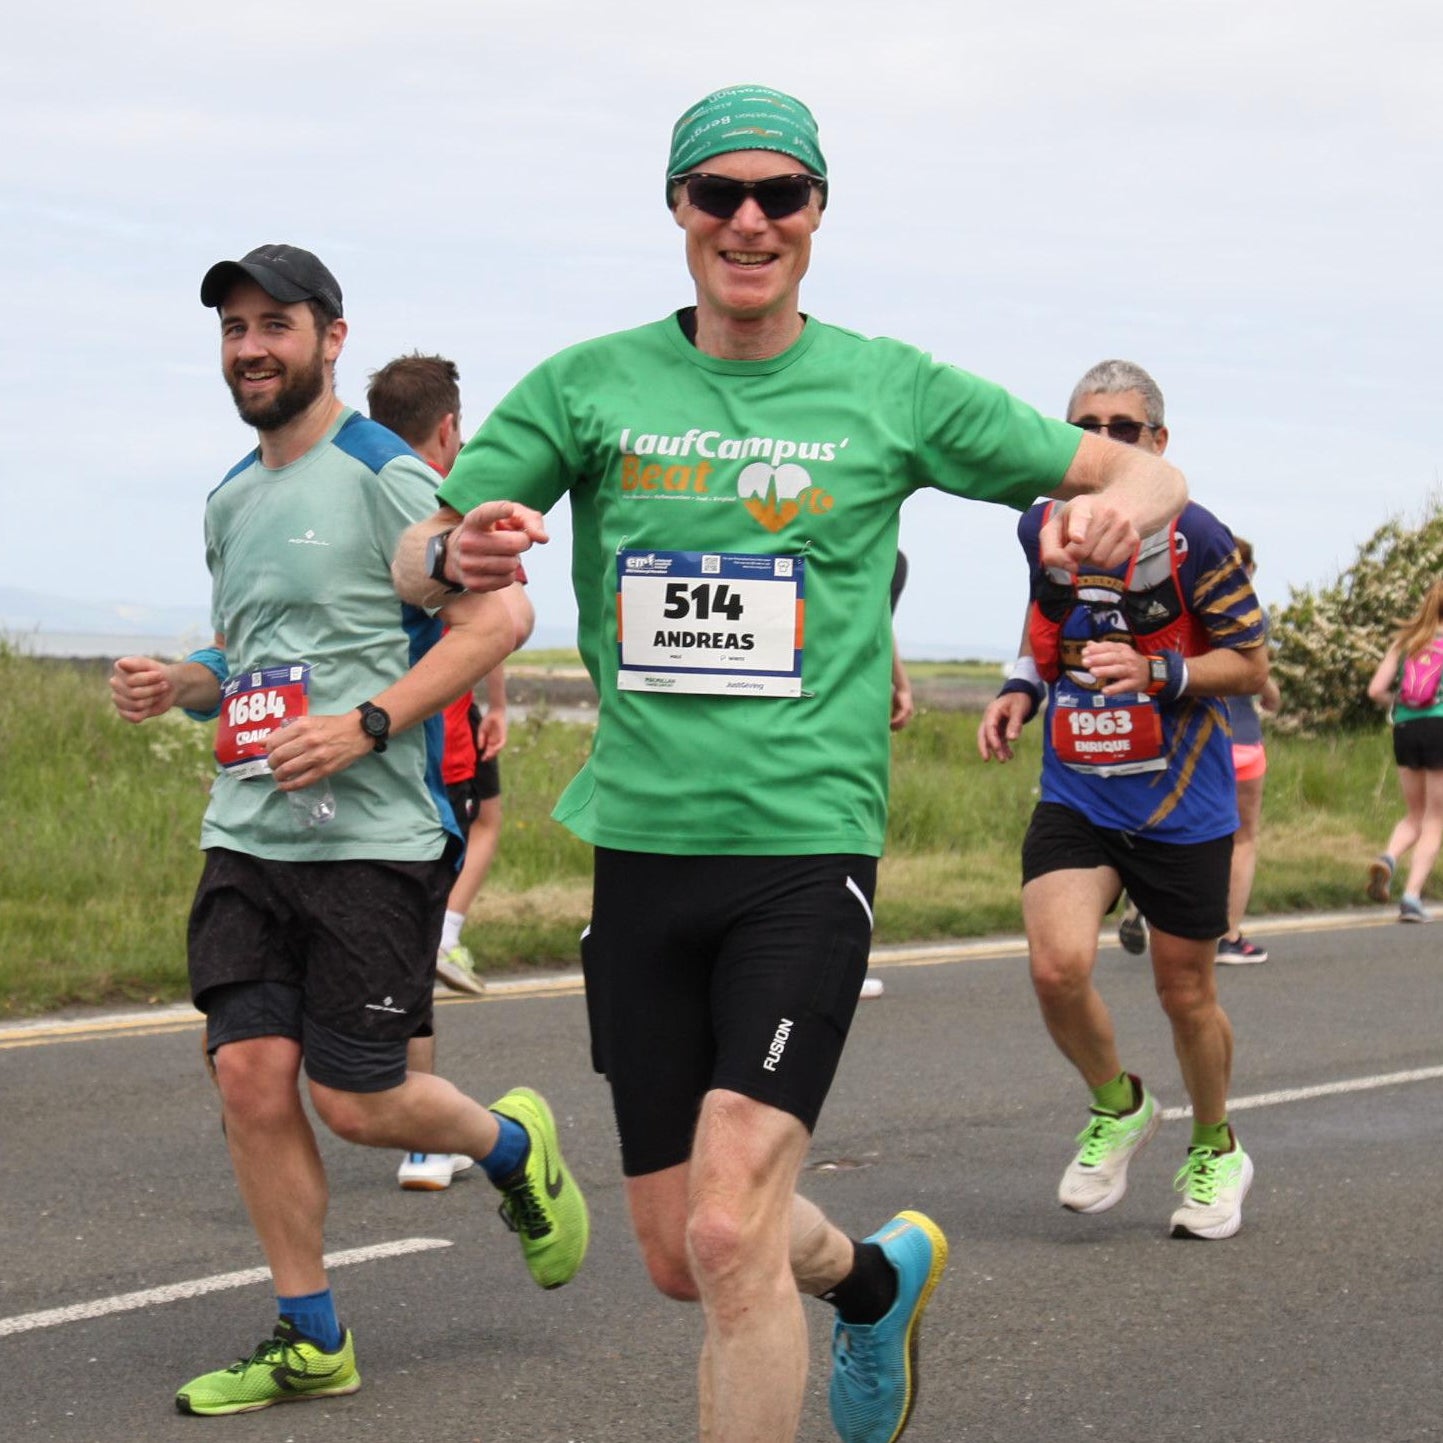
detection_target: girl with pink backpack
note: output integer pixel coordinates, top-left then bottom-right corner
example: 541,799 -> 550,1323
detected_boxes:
1365,578 -> 1443,921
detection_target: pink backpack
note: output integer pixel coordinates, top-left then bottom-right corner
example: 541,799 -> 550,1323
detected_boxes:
1399,638 -> 1443,709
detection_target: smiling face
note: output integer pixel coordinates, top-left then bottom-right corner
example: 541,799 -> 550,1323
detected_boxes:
672,149 -> 823,358
218,279 -> 344,432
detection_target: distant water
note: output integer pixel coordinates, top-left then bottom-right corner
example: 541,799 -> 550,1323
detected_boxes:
3,629 -> 208,660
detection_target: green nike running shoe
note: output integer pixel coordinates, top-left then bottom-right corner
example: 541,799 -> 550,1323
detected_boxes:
490,1086 -> 590,1289
175,1321 -> 359,1416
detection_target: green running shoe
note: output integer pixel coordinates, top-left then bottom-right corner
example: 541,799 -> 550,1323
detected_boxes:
829,1210 -> 949,1443
1170,1139 -> 1254,1240
175,1321 -> 359,1416
1058,1078 -> 1159,1214
490,1086 -> 589,1289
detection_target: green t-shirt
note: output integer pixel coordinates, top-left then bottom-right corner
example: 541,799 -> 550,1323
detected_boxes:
201,409 -> 455,862
440,314 -> 1081,856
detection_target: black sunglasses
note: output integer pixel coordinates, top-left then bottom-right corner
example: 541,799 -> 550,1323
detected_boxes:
670,172 -> 827,220
1071,418 -> 1159,445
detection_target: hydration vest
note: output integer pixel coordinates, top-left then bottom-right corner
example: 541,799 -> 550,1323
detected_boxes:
1027,504 -> 1211,685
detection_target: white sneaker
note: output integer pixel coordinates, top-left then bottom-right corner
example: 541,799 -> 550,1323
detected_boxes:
397,1152 -> 474,1191
1170,1141 -> 1253,1240
435,944 -> 486,996
1058,1080 -> 1160,1214
859,975 -> 885,999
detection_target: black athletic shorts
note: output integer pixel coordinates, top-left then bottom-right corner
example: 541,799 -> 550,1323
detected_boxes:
1022,801 -> 1232,941
581,848 -> 877,1178
445,756 -> 501,829
189,847 -> 452,1091
1393,717 -> 1443,770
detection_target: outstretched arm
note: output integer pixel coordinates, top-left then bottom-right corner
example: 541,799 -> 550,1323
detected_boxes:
1040,434 -> 1187,572
393,502 -> 549,608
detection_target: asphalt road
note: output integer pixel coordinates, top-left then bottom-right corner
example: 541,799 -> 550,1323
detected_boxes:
1,912 -> 1439,1443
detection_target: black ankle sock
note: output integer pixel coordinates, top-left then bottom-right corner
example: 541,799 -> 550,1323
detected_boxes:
820,1241 -> 897,1325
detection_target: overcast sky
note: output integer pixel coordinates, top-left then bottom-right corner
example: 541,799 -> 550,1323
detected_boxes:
5,1 -> 1440,656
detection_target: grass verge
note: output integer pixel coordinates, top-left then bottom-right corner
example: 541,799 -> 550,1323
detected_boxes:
0,649 -> 1407,1015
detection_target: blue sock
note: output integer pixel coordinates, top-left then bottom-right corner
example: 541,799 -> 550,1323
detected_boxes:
479,1111 -> 530,1184
277,1289 -> 342,1352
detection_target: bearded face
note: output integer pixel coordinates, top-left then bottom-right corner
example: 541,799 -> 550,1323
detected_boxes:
224,326 -> 329,432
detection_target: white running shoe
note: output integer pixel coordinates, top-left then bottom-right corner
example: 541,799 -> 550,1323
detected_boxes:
397,1152 -> 474,1191
1170,1140 -> 1253,1240
859,975 -> 885,999
1059,1080 -> 1160,1214
435,945 -> 486,996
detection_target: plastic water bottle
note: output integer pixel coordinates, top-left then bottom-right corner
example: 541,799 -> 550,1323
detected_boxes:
286,782 -> 337,829
274,717 -> 336,828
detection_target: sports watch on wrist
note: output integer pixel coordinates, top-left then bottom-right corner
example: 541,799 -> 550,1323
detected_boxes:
357,700 -> 391,753
425,529 -> 465,595
1145,654 -> 1170,695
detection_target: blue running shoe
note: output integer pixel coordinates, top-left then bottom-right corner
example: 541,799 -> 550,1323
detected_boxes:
829,1210 -> 949,1443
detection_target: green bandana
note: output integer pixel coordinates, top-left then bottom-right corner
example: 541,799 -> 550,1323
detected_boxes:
667,85 -> 827,195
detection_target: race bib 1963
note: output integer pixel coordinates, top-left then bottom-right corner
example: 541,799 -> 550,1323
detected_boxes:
1050,684 -> 1165,776
616,549 -> 804,697
215,664 -> 310,778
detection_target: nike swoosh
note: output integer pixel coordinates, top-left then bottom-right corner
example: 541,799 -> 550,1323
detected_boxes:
272,1360 -> 347,1391
545,1157 -> 566,1199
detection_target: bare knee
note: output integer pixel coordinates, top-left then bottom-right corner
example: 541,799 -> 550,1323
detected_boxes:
1030,949 -> 1094,1010
213,1041 -> 301,1130
638,1231 -> 699,1302
686,1197 -> 751,1295
626,1166 -> 697,1301
310,1083 -> 389,1145
1154,967 -> 1216,1030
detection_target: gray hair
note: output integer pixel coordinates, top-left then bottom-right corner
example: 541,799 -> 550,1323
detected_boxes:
1066,359 -> 1165,428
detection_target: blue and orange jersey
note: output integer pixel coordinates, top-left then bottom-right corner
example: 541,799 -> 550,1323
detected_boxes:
1019,500 -> 1267,842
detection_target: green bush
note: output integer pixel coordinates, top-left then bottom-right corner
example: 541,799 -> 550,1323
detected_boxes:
1270,497 -> 1443,733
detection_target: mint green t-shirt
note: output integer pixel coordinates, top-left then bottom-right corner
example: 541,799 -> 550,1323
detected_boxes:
200,409 -> 455,862
440,314 -> 1082,856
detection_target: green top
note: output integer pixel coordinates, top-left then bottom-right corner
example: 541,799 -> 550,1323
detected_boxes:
440,314 -> 1081,856
201,409 -> 455,862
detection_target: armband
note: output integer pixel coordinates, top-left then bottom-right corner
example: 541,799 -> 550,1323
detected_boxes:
998,655 -> 1046,723
1143,650 -> 1188,704
183,645 -> 228,722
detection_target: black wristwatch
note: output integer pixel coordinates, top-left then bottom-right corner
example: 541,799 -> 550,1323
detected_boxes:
425,529 -> 465,594
357,700 -> 391,753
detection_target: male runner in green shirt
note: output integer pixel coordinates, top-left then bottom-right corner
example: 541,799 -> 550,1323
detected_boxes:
394,87 -> 1188,1443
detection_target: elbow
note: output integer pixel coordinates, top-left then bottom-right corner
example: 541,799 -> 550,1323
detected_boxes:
1166,461 -> 1189,512
506,585 -> 536,652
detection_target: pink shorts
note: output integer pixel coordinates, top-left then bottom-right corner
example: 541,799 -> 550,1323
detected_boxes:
1232,742 -> 1267,783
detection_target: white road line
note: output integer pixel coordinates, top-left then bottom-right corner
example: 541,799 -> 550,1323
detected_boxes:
0,1237 -> 453,1339
1160,1065 -> 1443,1121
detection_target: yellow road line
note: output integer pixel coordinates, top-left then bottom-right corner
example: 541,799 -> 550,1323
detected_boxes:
0,910 -> 1389,1052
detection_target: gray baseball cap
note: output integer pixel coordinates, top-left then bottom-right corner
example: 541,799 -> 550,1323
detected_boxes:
200,244 -> 343,316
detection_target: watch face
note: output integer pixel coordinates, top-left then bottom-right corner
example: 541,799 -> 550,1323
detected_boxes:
362,707 -> 389,737
426,532 -> 446,581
